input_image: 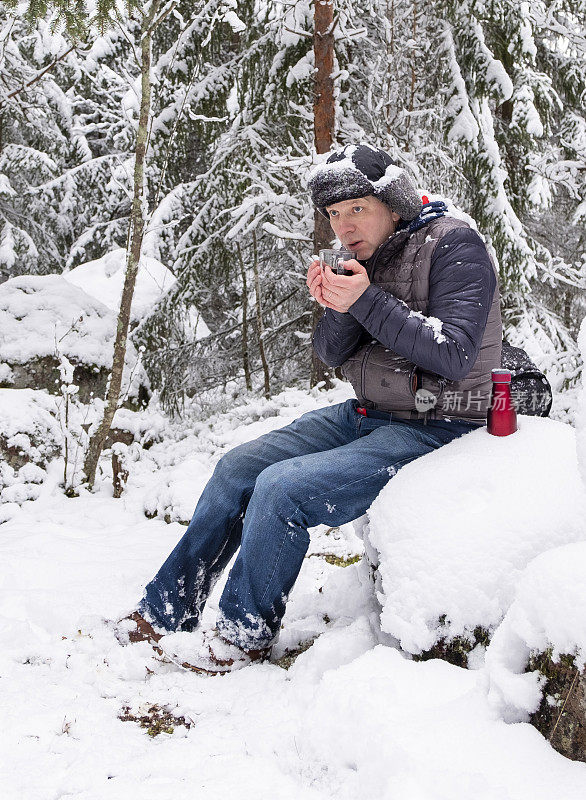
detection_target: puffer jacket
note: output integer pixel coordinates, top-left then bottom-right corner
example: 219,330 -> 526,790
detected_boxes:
313,212 -> 502,423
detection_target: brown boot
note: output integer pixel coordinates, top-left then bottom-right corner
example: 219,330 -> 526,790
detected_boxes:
159,628 -> 271,675
117,611 -> 164,655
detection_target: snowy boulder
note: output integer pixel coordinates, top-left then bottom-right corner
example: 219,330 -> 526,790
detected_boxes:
108,407 -> 169,498
0,274 -> 148,406
364,416 -> 586,661
0,389 -> 61,470
0,389 -> 62,519
485,541 -> 586,762
63,248 -> 176,323
143,456 -> 213,524
108,406 -> 168,450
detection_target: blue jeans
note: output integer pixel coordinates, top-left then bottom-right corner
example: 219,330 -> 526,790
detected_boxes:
138,400 -> 480,649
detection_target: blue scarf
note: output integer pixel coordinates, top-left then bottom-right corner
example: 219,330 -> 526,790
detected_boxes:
397,200 -> 447,234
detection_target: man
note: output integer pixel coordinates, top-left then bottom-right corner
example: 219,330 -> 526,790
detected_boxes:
119,143 -> 502,674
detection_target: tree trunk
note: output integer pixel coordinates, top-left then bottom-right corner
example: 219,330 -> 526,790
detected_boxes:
237,243 -> 252,391
408,1 -> 417,117
311,0 -> 336,389
313,0 -> 335,154
311,208 -> 335,388
252,231 -> 270,399
83,3 -> 160,488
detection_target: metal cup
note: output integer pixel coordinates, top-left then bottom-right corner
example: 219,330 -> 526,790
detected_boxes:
319,248 -> 357,277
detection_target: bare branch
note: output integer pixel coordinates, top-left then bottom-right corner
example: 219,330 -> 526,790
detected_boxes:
283,26 -> 312,39
147,0 -> 178,36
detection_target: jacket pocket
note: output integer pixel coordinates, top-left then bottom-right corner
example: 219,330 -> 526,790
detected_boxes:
359,345 -> 419,411
341,346 -> 368,403
415,370 -> 449,404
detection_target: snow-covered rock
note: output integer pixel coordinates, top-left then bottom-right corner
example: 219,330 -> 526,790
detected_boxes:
143,456 -> 213,524
0,274 -> 148,405
0,388 -> 61,470
485,541 -> 586,761
0,389 -> 62,518
486,540 -> 586,714
63,248 -> 176,323
365,415 -> 586,656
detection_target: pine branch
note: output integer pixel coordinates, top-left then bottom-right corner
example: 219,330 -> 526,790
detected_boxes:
162,346 -> 310,401
110,15 -> 141,70
0,43 -> 79,110
150,57 -> 202,212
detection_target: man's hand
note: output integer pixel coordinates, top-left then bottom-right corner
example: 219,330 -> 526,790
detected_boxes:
306,258 -> 327,306
315,259 -> 370,313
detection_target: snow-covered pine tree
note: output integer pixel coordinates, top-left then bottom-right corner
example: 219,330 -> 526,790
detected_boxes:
443,0 -> 586,398
0,1 -> 186,279
0,0 -> 149,279
136,0 -> 373,412
0,11 -> 82,280
137,0 -> 318,412
61,23 -> 140,269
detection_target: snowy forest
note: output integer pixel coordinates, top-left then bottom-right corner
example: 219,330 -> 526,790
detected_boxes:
1,0 -> 585,410
1,0 -> 586,798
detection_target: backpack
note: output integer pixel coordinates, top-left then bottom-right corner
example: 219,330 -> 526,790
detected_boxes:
501,340 -> 553,417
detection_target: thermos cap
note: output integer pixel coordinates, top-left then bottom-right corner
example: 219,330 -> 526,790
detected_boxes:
491,368 -> 512,383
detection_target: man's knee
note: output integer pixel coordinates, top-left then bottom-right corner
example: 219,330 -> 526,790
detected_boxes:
211,443 -> 258,495
249,462 -> 311,550
252,459 -> 309,506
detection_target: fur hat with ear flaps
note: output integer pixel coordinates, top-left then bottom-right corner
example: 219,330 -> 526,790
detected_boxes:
308,143 -> 423,221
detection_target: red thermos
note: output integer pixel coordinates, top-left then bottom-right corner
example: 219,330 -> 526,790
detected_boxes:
487,368 -> 517,436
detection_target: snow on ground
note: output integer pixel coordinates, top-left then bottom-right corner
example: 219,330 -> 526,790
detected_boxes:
2,383 -> 586,798
576,315 -> 586,485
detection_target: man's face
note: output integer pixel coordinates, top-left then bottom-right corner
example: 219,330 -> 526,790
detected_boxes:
325,196 -> 401,260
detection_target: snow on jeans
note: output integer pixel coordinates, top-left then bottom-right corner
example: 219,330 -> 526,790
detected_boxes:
139,399 -> 480,650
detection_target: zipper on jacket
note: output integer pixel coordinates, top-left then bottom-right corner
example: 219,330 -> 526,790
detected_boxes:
361,341 -> 378,402
365,239 -> 389,280
364,227 -> 410,279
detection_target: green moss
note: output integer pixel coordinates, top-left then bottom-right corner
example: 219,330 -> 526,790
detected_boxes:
526,649 -> 585,762
119,704 -> 192,738
414,623 -> 491,668
528,648 -> 577,680
324,553 -> 361,567
308,553 -> 361,567
147,724 -> 174,737
274,637 -> 319,670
